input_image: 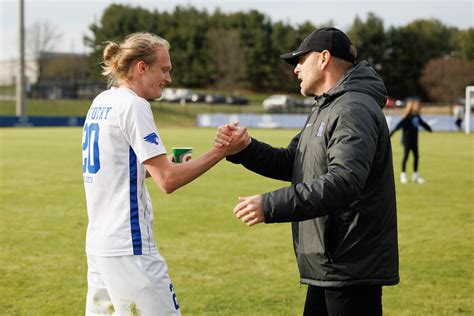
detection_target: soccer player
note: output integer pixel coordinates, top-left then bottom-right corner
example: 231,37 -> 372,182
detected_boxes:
82,32 -> 249,315
390,99 -> 433,184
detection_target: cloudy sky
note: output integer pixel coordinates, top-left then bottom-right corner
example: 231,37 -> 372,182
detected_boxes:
1,0 -> 473,60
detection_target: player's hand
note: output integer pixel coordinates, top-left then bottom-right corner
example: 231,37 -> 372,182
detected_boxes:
168,154 -> 192,164
233,195 -> 264,226
214,122 -> 251,156
214,122 -> 238,148
167,154 -> 176,164
227,125 -> 251,155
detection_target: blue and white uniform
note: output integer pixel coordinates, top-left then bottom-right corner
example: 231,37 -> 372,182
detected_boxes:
82,87 -> 180,315
83,87 -> 166,256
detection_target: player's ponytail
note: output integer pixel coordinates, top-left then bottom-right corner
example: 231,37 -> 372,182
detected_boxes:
103,42 -> 120,63
102,42 -> 121,87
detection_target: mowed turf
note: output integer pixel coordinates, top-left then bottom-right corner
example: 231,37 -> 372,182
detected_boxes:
0,127 -> 472,315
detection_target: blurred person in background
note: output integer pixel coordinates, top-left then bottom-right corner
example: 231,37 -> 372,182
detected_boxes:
82,32 -> 249,315
390,99 -> 432,184
215,27 -> 398,316
453,101 -> 464,132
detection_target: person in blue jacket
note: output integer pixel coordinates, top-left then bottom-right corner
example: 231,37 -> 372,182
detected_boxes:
390,99 -> 432,183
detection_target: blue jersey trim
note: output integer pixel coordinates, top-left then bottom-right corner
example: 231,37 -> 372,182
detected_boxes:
129,147 -> 142,255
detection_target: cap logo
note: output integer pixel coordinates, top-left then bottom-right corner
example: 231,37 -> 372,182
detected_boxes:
292,51 -> 304,56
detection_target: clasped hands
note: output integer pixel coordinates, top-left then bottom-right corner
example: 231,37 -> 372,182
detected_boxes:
214,122 -> 265,226
213,121 -> 250,155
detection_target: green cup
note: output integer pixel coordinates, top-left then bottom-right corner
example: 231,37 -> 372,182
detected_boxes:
172,147 -> 193,163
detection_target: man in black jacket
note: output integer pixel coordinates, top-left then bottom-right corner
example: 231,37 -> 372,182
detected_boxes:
215,27 -> 399,315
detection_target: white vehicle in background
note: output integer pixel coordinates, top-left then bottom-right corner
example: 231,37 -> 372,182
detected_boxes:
262,94 -> 295,110
175,88 -> 193,102
160,88 -> 178,102
294,97 -> 316,108
159,88 -> 193,102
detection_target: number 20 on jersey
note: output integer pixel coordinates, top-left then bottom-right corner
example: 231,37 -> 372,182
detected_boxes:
82,123 -> 101,174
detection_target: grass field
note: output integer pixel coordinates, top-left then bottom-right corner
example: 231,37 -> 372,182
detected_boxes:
0,127 -> 472,315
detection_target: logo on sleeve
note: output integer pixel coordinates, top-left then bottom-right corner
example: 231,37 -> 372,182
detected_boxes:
144,132 -> 159,145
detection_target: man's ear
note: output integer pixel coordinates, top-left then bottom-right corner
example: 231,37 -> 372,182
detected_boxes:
320,50 -> 331,69
136,60 -> 146,75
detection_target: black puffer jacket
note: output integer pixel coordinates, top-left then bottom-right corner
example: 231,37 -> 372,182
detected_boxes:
228,61 -> 399,287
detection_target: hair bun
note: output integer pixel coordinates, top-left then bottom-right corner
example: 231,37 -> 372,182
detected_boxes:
103,42 -> 120,62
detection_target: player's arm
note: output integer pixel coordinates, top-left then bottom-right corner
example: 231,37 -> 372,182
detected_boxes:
144,149 -> 222,193
144,127 -> 250,193
390,117 -> 405,136
419,116 -> 433,132
145,154 -> 174,178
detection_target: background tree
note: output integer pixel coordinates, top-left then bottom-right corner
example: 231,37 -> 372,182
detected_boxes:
420,56 -> 474,102
27,21 -> 63,84
383,19 -> 456,98
205,29 -> 244,92
269,21 -> 301,93
27,21 -> 63,60
83,4 -> 470,98
164,6 -> 211,87
347,13 -> 387,69
454,28 -> 474,61
228,10 -> 275,90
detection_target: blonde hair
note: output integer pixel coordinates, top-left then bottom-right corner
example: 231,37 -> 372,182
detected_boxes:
102,32 -> 170,87
403,99 -> 421,117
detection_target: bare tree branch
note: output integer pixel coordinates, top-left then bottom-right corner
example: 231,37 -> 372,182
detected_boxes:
27,21 -> 63,60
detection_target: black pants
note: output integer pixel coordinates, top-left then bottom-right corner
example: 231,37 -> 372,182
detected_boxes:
455,119 -> 462,131
303,285 -> 382,316
402,145 -> 418,172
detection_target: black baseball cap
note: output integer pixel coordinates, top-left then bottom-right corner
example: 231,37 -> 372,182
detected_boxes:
280,27 -> 356,66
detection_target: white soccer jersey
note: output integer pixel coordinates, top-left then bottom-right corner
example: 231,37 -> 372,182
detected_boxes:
82,87 -> 166,256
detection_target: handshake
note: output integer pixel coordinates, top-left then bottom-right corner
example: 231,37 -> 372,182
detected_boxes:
170,121 -> 250,164
213,121 -> 252,157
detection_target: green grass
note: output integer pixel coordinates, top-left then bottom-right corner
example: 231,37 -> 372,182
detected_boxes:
0,85 -> 15,95
0,128 -> 472,315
